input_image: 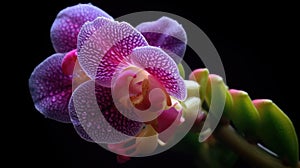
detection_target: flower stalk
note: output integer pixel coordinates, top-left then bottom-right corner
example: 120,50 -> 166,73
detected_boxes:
214,124 -> 296,168
189,68 -> 299,168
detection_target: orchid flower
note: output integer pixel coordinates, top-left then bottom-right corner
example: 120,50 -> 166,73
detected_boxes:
69,15 -> 188,155
29,3 -> 299,167
29,3 -> 189,158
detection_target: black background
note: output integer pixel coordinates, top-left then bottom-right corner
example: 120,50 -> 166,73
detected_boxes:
12,0 -> 299,167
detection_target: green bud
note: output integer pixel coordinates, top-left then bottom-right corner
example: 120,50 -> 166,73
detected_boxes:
198,74 -> 230,142
206,74 -> 232,118
253,99 -> 299,167
228,89 -> 261,139
189,68 -> 209,102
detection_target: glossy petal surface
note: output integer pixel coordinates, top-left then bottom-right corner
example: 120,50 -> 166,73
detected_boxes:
131,46 -> 186,100
51,3 -> 113,53
29,53 -> 72,123
69,80 -> 144,143
77,17 -> 148,86
61,49 -> 78,75
136,16 -> 187,63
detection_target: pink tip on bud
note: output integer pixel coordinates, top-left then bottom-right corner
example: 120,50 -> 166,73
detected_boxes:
189,68 -> 209,82
252,99 -> 273,105
62,49 -> 78,75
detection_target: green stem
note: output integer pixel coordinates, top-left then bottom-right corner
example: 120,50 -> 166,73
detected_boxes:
214,124 -> 296,168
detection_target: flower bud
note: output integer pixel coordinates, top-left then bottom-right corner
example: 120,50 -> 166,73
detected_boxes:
253,99 -> 299,167
229,89 -> 261,140
206,74 -> 232,118
189,68 -> 209,102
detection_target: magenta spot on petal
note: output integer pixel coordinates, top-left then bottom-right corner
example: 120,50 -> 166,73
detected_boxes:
156,107 -> 181,133
156,107 -> 183,142
62,49 -> 77,75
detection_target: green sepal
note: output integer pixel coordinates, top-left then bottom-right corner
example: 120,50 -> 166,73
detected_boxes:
205,74 -> 233,118
189,68 -> 209,102
178,63 -> 185,79
229,89 -> 261,139
253,99 -> 299,167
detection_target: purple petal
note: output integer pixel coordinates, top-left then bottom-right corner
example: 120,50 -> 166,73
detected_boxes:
77,16 -> 112,52
50,3 -> 113,53
130,46 -> 187,100
68,98 -> 93,142
77,17 -> 148,86
69,80 -> 144,143
136,16 -> 187,63
29,53 -> 72,123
